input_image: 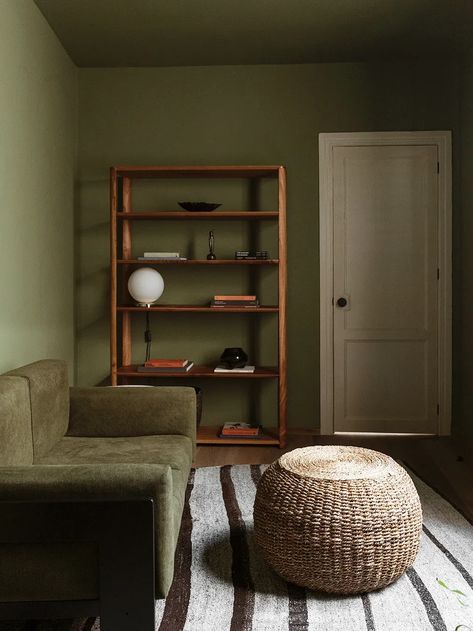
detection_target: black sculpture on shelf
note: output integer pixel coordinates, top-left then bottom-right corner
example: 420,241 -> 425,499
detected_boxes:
220,347 -> 248,369
207,230 -> 216,260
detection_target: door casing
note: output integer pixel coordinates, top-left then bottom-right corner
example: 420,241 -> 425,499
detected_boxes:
319,131 -> 452,435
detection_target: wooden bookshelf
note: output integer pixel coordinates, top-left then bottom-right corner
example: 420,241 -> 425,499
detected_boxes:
110,165 -> 287,447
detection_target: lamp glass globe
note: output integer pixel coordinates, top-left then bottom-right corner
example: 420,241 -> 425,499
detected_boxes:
128,268 -> 164,305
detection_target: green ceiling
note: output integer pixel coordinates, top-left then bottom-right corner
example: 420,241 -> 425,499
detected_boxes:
34,0 -> 471,67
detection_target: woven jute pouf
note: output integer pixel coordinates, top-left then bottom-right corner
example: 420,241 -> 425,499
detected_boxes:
253,446 -> 422,594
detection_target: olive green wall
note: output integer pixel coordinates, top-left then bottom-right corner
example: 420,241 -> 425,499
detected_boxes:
78,61 -> 460,429
459,58 -> 473,438
0,0 -> 76,376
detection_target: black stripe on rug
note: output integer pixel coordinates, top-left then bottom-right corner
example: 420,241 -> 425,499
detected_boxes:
361,593 -> 375,631
158,469 -> 195,631
423,524 -> 473,590
220,465 -> 255,631
84,619 -> 95,631
79,619 -> 96,631
250,464 -> 262,487
249,464 -> 309,631
287,582 -> 309,631
406,567 -> 447,631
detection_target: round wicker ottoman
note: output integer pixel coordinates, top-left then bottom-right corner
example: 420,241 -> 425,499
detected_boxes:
253,446 -> 422,594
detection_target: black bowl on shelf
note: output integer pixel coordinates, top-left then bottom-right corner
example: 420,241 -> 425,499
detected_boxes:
178,202 -> 221,212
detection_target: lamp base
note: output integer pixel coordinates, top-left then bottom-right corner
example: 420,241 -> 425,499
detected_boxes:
135,302 -> 156,308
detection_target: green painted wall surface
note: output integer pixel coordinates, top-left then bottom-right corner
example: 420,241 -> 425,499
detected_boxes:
78,61 -> 459,429
459,58 -> 473,438
0,0 -> 77,376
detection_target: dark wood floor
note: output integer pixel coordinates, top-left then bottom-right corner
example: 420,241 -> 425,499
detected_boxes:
195,432 -> 473,522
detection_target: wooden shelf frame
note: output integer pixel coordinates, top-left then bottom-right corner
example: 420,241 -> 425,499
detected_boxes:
110,165 -> 287,447
113,165 -> 281,178
117,259 -> 279,265
117,305 -> 279,313
117,365 -> 279,378
197,425 -> 280,445
116,211 -> 279,220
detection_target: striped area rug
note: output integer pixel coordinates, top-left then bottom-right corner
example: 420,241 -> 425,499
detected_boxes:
2,464 -> 473,631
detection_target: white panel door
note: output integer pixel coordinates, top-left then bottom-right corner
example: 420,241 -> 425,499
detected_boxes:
332,144 -> 439,433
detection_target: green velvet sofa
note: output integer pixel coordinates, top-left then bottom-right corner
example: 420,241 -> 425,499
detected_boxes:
0,359 -> 196,627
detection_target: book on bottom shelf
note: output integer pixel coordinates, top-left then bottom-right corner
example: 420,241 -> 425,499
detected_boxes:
220,422 -> 262,438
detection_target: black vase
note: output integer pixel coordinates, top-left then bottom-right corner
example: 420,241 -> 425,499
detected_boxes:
220,347 -> 248,369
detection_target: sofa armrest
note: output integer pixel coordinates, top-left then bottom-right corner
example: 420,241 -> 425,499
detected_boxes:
68,386 -> 196,444
0,463 -> 173,607
0,463 -> 172,503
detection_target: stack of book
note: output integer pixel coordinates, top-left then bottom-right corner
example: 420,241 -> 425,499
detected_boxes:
214,365 -> 255,373
210,295 -> 259,308
219,422 -> 262,439
137,359 -> 194,372
235,250 -> 269,260
137,252 -> 187,261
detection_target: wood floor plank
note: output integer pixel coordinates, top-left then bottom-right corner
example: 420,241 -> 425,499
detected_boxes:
194,433 -> 473,521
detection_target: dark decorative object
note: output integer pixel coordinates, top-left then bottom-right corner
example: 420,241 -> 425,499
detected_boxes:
220,347 -> 248,369
207,230 -> 216,260
178,202 -> 221,212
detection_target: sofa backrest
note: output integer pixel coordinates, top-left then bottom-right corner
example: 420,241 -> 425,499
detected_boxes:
5,360 -> 69,460
0,376 -> 34,465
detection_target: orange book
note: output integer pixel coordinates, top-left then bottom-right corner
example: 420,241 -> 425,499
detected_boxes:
214,295 -> 256,301
145,359 -> 189,368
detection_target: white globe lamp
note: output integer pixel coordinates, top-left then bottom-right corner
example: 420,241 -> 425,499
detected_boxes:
128,268 -> 164,306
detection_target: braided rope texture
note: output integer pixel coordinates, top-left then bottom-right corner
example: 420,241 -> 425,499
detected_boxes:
254,446 -> 423,594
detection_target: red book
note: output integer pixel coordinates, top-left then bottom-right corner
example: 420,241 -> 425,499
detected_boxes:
145,359 -> 189,368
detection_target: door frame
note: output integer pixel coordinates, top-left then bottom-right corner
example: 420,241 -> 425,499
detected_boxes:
319,131 -> 452,435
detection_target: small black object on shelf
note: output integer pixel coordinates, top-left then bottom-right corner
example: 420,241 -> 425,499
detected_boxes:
178,202 -> 221,212
207,230 -> 216,260
220,347 -> 248,369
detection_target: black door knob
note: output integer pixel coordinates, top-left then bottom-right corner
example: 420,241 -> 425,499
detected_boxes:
336,297 -> 347,308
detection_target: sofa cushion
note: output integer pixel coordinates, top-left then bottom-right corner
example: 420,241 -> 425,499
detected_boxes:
0,377 -> 33,465
36,434 -> 193,476
6,360 -> 69,460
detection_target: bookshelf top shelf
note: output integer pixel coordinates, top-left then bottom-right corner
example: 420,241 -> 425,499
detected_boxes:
112,165 -> 283,179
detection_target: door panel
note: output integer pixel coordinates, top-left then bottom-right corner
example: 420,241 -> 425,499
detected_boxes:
333,144 -> 438,433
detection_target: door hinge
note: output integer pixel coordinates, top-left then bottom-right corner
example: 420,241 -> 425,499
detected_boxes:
437,161 -> 440,174
437,268 -> 440,280
437,403 -> 440,415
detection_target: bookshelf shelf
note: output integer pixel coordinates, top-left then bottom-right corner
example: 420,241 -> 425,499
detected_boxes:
117,305 -> 279,313
110,165 -> 287,448
197,425 -> 280,445
117,259 -> 279,265
116,211 -> 279,220
117,365 -> 279,378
